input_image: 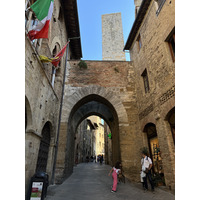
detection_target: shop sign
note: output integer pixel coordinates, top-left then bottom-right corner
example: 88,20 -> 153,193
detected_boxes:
30,182 -> 43,200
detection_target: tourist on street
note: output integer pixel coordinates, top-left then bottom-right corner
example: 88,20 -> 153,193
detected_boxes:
141,150 -> 155,193
108,161 -> 121,193
100,154 -> 103,165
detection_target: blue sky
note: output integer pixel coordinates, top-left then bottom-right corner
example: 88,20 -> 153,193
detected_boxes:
77,0 -> 135,61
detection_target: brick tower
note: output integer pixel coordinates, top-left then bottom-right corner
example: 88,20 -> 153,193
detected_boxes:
102,13 -> 126,61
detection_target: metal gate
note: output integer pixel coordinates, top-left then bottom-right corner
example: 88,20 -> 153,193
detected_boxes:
36,122 -> 51,172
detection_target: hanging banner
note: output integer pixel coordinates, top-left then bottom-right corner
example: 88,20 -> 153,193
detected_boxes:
30,182 -> 43,200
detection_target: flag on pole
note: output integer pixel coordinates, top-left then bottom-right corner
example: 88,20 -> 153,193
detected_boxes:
39,41 -> 69,67
28,0 -> 54,40
39,55 -> 58,63
51,42 -> 69,67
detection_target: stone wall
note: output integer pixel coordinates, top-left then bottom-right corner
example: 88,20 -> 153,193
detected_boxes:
25,35 -> 60,193
129,0 -> 175,191
55,60 -> 146,183
25,0 -> 70,195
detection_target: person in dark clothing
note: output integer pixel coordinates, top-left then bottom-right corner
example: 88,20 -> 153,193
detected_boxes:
100,154 -> 103,165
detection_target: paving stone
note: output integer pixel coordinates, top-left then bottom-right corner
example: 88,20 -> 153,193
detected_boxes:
45,163 -> 174,200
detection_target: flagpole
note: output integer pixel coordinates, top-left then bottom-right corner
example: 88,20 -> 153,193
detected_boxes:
51,40 -> 70,184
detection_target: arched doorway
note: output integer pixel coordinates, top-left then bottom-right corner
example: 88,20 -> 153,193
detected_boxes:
64,94 -> 120,178
36,122 -> 51,172
144,123 -> 165,186
74,115 -> 111,165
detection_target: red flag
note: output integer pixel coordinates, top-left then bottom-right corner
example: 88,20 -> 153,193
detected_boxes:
52,41 -> 69,67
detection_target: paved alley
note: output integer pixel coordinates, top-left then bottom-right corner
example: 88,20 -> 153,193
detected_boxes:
45,163 -> 175,200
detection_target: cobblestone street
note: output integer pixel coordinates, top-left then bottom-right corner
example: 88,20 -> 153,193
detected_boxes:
45,163 -> 174,200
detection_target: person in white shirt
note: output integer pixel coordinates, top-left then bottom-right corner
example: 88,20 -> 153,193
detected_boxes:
141,151 -> 155,192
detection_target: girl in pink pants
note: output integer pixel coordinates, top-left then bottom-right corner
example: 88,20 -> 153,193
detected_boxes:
109,162 -> 121,192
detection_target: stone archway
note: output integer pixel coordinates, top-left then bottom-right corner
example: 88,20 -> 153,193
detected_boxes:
62,85 -> 128,124
64,95 -> 120,177
55,85 -> 129,183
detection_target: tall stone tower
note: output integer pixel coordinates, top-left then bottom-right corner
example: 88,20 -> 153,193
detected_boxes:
102,13 -> 126,61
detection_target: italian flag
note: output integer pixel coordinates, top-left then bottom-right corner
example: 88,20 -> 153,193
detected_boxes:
28,0 -> 54,40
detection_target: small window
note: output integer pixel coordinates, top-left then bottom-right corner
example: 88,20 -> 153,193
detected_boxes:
141,69 -> 150,93
136,34 -> 142,52
166,28 -> 175,62
155,0 -> 166,15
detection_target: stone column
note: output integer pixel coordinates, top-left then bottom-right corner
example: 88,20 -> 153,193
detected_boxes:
156,118 -> 175,191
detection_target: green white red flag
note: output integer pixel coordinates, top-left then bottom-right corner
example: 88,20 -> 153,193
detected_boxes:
28,0 -> 54,40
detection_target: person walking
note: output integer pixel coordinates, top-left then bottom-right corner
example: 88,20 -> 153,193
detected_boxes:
100,154 -> 104,165
108,161 -> 121,193
141,150 -> 155,193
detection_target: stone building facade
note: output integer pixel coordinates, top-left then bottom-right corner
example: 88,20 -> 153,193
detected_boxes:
124,0 -> 175,191
25,0 -> 82,196
74,119 -> 95,164
88,116 -> 105,157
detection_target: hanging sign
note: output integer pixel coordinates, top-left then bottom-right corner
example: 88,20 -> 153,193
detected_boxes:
30,182 -> 43,200
108,133 -> 112,139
